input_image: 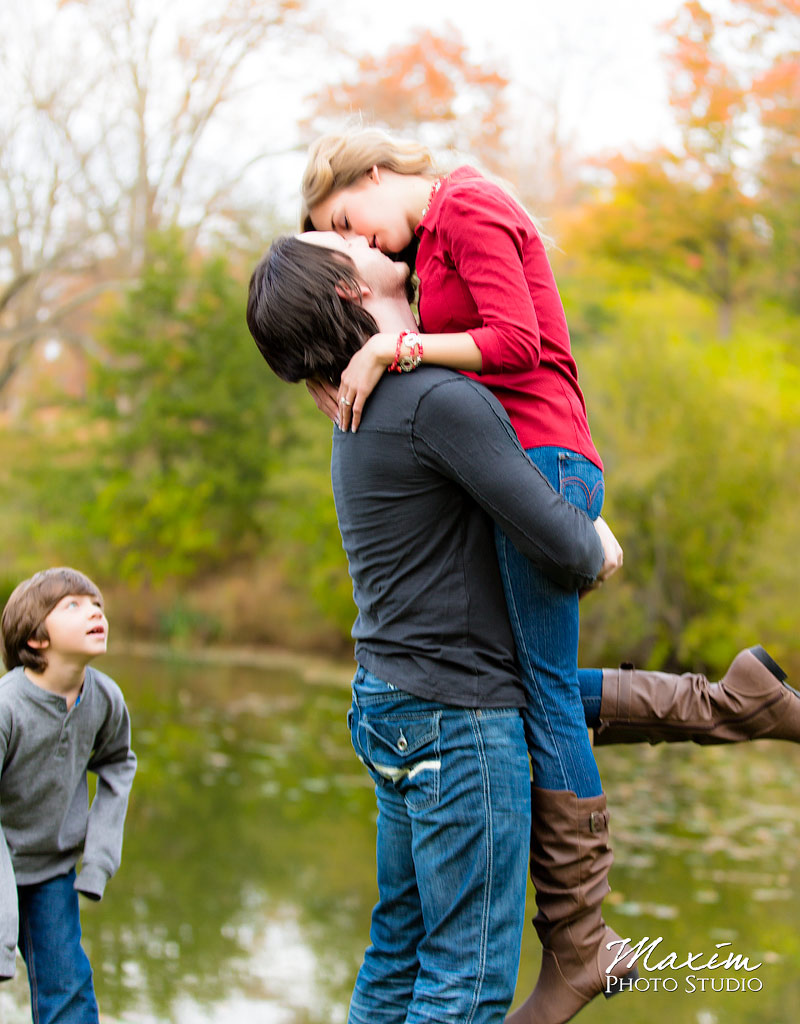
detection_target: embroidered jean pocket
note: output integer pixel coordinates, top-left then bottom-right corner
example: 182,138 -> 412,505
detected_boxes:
558,451 -> 604,519
359,711 -> 441,811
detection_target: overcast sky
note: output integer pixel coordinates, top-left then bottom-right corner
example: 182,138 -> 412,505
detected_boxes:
248,0 -> 708,218
319,0 -> 701,155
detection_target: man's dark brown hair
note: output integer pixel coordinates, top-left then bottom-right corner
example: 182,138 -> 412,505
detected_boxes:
246,236 -> 379,383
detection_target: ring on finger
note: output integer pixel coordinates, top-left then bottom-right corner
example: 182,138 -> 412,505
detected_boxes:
340,397 -> 352,406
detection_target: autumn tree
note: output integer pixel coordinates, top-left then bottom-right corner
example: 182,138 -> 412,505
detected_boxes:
569,0 -> 800,336
572,3 -> 758,336
666,0 -> 800,313
756,59 -> 800,307
577,149 -> 763,338
732,0 -> 800,308
303,25 -> 513,176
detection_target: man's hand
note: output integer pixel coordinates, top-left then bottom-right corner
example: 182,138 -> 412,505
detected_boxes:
306,377 -> 340,425
593,516 -> 623,580
582,516 -> 623,599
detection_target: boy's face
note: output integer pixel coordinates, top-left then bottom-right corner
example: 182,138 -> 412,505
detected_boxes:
31,593 -> 108,663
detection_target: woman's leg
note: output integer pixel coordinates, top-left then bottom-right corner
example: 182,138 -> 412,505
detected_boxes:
579,647 -> 798,743
496,447 -> 603,795
577,669 -> 603,728
497,447 -> 635,1024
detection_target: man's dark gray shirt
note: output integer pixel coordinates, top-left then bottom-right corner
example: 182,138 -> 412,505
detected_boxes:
331,367 -> 604,709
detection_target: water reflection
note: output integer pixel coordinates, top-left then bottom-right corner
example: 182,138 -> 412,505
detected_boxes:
1,651 -> 797,1023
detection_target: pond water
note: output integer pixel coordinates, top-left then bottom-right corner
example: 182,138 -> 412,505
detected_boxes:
1,649 -> 798,1024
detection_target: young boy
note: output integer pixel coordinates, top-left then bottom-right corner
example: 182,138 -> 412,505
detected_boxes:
0,567 -> 136,1023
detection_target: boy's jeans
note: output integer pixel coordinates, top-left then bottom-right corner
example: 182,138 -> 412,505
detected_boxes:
17,869 -> 99,1024
347,668 -> 530,1024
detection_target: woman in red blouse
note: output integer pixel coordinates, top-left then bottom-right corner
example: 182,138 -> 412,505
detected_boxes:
299,128 -> 792,1024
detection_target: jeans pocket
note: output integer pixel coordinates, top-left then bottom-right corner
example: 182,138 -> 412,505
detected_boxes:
558,451 -> 604,519
359,710 -> 441,811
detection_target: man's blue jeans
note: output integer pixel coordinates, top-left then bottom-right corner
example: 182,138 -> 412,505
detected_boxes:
17,869 -> 99,1024
347,668 -> 531,1024
495,446 -> 605,798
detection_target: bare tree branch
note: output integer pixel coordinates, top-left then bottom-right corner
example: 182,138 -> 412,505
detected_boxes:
0,0 -> 309,402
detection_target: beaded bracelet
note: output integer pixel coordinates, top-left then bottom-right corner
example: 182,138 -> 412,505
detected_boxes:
388,330 -> 424,373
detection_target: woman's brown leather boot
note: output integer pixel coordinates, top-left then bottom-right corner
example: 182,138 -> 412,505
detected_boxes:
594,645 -> 796,746
505,787 -> 638,1024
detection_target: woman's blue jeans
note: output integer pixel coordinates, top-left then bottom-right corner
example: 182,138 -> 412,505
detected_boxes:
495,446 -> 605,798
347,668 -> 531,1024
17,869 -> 99,1024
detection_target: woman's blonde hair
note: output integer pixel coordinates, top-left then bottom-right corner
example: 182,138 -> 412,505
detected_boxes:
301,127 -> 441,229
300,124 -> 553,247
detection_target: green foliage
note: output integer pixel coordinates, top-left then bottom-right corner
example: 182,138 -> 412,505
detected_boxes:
262,396 -> 356,637
573,156 -> 765,339
559,268 -> 800,673
0,227 -> 356,645
82,229 -> 288,583
76,227 -> 355,637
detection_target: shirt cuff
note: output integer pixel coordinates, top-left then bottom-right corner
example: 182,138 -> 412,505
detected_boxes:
74,863 -> 109,901
468,329 -> 503,375
0,944 -> 16,980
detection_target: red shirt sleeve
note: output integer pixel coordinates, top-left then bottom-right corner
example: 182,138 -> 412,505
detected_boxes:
436,181 -> 542,375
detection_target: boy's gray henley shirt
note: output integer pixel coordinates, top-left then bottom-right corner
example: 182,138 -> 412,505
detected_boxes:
0,663 -> 136,979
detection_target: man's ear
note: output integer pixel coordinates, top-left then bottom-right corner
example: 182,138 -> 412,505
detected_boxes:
27,636 -> 49,650
335,280 -> 372,301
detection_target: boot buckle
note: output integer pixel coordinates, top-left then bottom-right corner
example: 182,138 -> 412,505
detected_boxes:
589,810 -> 607,833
